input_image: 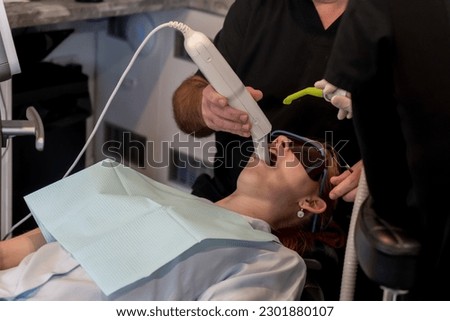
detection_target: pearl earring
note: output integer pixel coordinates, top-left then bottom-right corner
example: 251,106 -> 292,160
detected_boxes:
297,208 -> 305,218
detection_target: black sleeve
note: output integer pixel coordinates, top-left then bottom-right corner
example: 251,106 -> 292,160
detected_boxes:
213,0 -> 254,70
324,0 -> 393,92
196,0 -> 254,77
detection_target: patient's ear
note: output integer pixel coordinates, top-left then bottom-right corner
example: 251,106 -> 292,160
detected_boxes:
300,198 -> 327,214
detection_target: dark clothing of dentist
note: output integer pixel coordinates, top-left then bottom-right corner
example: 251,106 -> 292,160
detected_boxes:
325,0 -> 450,300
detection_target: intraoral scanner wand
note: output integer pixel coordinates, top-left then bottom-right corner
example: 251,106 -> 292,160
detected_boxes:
177,23 -> 272,163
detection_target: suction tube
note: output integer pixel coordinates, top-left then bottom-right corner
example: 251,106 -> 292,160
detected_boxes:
339,169 -> 369,300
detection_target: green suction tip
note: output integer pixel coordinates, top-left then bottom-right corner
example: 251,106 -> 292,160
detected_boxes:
283,87 -> 323,105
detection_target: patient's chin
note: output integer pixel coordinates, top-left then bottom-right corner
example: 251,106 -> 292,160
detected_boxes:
246,153 -> 268,169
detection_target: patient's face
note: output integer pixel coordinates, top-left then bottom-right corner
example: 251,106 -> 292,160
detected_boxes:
237,135 -> 320,203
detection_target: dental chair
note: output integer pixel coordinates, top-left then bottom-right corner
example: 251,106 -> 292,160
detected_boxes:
302,246 -> 343,300
354,194 -> 421,301
337,169 -> 423,301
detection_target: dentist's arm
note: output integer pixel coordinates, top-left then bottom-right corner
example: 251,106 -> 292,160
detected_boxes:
0,228 -> 46,270
173,74 -> 262,137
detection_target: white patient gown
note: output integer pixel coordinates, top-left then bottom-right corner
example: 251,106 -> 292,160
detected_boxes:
0,217 -> 306,301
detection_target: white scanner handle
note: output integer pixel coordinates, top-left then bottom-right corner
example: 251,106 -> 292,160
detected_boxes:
181,27 -> 271,162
